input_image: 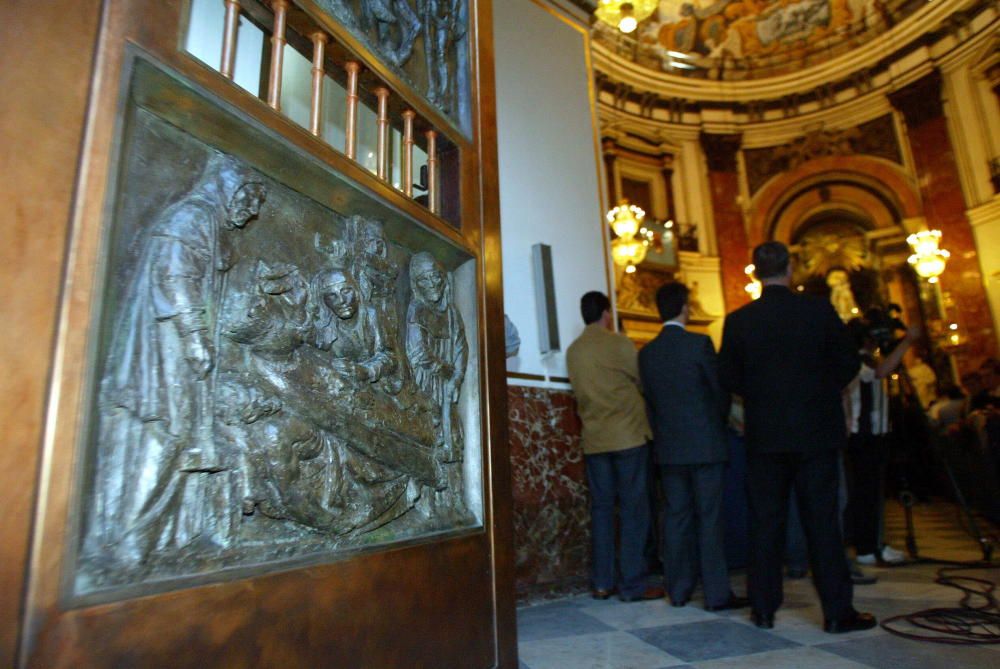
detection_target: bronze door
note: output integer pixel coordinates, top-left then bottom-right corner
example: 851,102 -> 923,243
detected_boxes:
3,1 -> 514,666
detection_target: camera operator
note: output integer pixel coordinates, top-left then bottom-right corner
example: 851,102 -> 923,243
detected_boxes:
843,309 -> 920,566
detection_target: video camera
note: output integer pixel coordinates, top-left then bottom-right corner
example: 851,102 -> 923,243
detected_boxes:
863,304 -> 907,354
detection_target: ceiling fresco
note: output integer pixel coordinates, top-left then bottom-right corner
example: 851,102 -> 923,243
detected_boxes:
645,0 -> 894,57
581,0 -> 933,78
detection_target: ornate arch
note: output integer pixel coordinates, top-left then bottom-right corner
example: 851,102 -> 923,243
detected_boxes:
746,155 -> 923,245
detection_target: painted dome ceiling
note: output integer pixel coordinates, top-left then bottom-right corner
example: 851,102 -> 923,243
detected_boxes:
576,0 -> 939,80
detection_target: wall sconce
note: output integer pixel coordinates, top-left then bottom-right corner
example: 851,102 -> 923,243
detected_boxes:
608,200 -> 655,274
906,229 -> 950,284
594,1 -> 658,34
744,264 -> 762,300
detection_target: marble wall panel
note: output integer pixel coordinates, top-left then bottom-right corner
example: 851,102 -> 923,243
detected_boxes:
709,170 -> 752,313
508,384 -> 590,602
906,115 -> 998,369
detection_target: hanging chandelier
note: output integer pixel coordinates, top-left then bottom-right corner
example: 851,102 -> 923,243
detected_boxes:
607,200 -> 654,274
594,1 -> 658,34
906,230 -> 950,284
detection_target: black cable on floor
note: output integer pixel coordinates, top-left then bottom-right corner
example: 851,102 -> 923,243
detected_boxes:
880,561 -> 1000,644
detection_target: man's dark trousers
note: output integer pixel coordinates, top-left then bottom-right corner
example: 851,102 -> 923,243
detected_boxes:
746,449 -> 853,622
661,463 -> 729,605
640,324 -> 732,606
586,444 -> 651,598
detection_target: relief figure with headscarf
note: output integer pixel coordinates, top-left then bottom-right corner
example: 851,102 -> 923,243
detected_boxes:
406,251 -> 468,463
85,153 -> 266,570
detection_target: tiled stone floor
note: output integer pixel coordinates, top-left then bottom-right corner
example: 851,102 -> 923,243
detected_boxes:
516,500 -> 1000,668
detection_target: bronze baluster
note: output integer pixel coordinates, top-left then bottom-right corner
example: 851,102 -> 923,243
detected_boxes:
220,0 -> 241,79
402,110 -> 415,196
309,32 -> 328,137
344,61 -> 360,160
426,130 -> 438,214
267,0 -> 289,110
375,88 -> 390,180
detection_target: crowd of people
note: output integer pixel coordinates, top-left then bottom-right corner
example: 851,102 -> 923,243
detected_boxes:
564,240 -> 1000,633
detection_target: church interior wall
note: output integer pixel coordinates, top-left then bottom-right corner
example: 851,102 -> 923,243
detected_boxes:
494,0 -> 610,385
493,0 -> 606,601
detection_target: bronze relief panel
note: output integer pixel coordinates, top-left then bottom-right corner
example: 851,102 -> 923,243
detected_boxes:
75,62 -> 481,597
313,0 -> 470,132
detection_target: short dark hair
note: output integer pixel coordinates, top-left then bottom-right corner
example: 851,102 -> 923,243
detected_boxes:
656,282 -> 689,322
752,241 -> 790,280
580,291 -> 610,324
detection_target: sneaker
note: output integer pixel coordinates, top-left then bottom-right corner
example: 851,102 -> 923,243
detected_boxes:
855,553 -> 877,566
880,545 -> 905,564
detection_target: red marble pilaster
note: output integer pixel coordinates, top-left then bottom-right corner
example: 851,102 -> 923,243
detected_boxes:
702,133 -> 752,312
507,385 -> 590,602
891,73 -> 998,369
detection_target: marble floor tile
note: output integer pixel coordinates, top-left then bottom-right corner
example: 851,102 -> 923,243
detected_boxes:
518,630 -> 687,669
518,600 -> 616,642
578,598 -> 718,630
515,501 -> 1000,669
630,619 -> 800,662
851,579 -> 964,601
690,645 -> 877,669
817,634 -> 1000,669
757,606 -> 888,646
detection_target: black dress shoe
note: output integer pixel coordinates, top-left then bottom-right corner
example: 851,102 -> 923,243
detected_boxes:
670,599 -> 688,608
706,595 -> 750,612
751,611 -> 775,629
591,588 -> 614,600
619,586 -> 665,602
824,610 -> 877,633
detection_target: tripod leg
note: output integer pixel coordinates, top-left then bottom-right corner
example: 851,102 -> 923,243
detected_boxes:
900,490 -> 918,559
940,452 -> 993,562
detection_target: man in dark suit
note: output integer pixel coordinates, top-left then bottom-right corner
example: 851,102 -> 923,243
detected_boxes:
639,282 -> 748,611
719,241 -> 875,633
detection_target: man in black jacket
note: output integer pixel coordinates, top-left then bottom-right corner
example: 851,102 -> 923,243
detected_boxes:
640,282 -> 747,611
719,242 -> 874,633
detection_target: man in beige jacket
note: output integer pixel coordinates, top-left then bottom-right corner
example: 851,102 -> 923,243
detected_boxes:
566,291 -> 663,602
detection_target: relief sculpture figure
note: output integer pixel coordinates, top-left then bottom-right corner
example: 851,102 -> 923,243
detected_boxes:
360,0 -> 422,67
315,0 -> 360,28
310,266 -> 396,388
346,215 -> 405,395
85,153 -> 266,569
406,252 -> 468,463
219,261 -> 414,534
420,0 -> 466,111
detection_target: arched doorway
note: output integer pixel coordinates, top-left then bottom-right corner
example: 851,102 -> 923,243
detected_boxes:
749,157 -> 955,383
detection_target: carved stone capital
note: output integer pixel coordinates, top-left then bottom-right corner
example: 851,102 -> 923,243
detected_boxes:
889,70 -> 943,127
700,132 -> 742,173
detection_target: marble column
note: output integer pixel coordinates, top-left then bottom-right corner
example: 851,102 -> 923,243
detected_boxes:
700,132 -> 750,312
890,72 -> 998,368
